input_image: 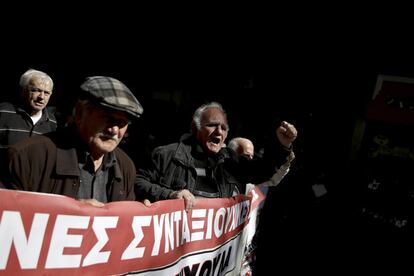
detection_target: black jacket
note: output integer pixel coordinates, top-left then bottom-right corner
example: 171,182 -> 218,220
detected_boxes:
0,102 -> 57,148
135,134 -> 290,201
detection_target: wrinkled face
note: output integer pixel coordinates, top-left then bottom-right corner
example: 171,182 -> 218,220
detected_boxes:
196,107 -> 228,155
76,102 -> 130,158
21,76 -> 53,116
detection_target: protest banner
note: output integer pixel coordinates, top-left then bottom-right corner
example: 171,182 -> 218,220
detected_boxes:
0,187 -> 265,275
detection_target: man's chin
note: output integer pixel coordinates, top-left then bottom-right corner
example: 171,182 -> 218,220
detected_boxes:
98,147 -> 116,155
31,107 -> 43,113
97,141 -> 118,153
32,103 -> 45,109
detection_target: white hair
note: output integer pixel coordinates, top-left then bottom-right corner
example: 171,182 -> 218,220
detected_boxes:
191,102 -> 228,132
19,69 -> 54,89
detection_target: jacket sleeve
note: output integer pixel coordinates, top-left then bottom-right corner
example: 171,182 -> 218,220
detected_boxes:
234,137 -> 292,186
135,146 -> 176,202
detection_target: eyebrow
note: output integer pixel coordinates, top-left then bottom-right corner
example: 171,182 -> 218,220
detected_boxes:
29,86 -> 52,94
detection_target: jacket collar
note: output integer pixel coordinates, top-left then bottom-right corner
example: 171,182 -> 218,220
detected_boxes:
15,105 -> 56,123
54,126 -> 121,180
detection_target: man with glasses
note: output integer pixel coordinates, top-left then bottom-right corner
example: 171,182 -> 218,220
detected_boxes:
1,76 -> 143,206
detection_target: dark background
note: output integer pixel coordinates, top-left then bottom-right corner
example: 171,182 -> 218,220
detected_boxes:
3,10 -> 414,273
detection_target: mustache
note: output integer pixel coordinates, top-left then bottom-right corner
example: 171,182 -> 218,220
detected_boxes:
100,133 -> 120,142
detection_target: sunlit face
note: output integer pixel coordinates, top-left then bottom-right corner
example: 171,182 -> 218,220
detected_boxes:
21,76 -> 53,116
76,102 -> 130,158
196,107 -> 228,155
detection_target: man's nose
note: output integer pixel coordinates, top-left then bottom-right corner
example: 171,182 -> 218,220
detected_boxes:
107,125 -> 120,134
214,125 -> 226,134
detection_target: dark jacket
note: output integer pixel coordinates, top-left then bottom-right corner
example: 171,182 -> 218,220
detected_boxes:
0,126 -> 136,202
0,102 -> 57,149
135,134 -> 289,202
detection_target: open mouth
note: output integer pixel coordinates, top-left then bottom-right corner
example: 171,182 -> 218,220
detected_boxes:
210,137 -> 221,145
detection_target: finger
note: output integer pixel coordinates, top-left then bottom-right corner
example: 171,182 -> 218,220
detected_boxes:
184,195 -> 195,212
184,198 -> 192,212
79,199 -> 105,208
286,127 -> 297,138
287,132 -> 297,139
93,201 -> 105,208
143,199 -> 152,207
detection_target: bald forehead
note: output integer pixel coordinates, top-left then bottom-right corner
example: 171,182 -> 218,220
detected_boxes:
239,138 -> 253,149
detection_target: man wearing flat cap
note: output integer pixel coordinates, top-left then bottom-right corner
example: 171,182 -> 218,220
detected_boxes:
0,76 -> 143,206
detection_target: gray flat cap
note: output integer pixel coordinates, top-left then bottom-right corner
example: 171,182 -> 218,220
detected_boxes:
80,76 -> 143,119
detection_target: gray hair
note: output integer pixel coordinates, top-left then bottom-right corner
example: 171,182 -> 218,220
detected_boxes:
192,101 -> 229,132
19,69 -> 54,89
